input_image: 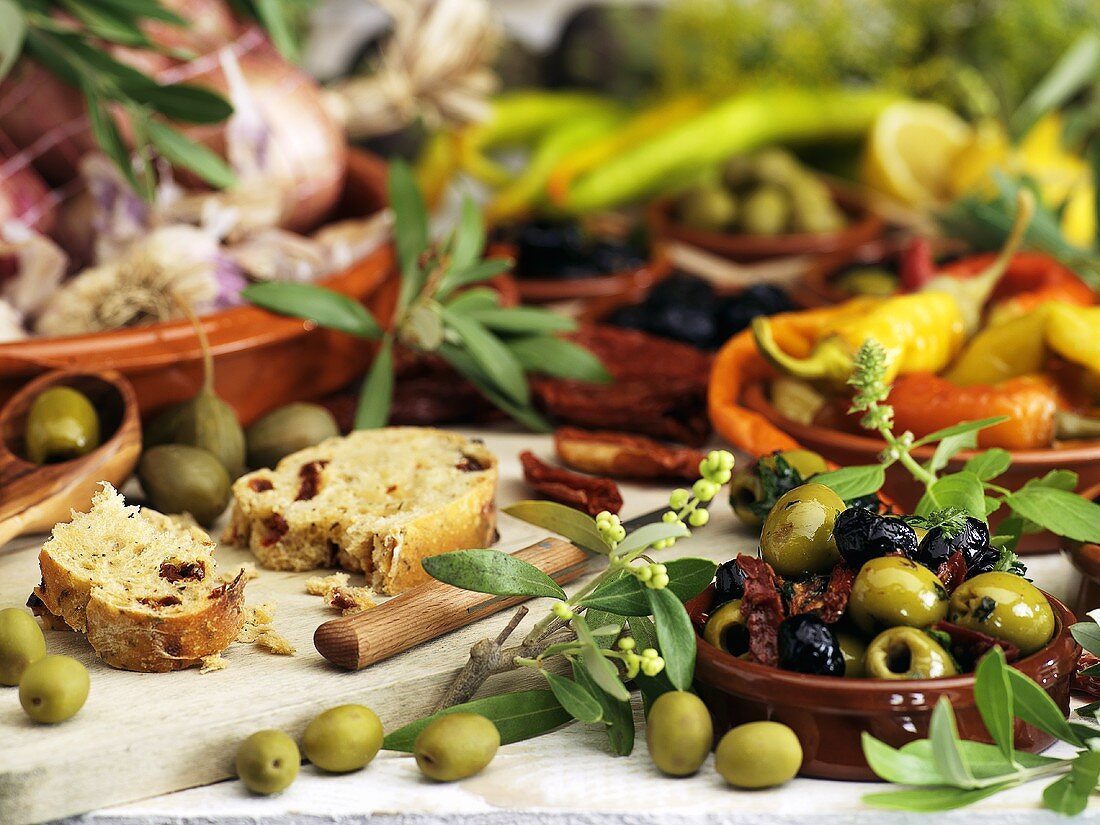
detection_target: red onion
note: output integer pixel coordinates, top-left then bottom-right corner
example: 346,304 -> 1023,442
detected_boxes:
0,143 -> 55,234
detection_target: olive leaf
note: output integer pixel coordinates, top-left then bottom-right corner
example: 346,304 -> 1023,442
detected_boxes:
646,586 -> 696,691
422,548 -> 567,600
973,647 -> 1016,767
147,120 -> 236,190
0,0 -> 26,82
1043,751 -> 1100,816
1005,668 -> 1085,748
611,521 -> 690,557
863,784 -> 1015,812
436,259 -> 513,300
572,658 -> 635,756
382,690 -> 572,752
355,336 -> 394,430
441,309 -> 530,405
573,614 -> 630,701
503,500 -> 610,555
467,307 -> 578,335
544,672 -> 603,724
243,282 -> 382,338
579,558 -> 716,616
508,336 -> 613,384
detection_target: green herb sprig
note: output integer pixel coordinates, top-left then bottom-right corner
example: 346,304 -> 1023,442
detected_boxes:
813,339 -> 1100,552
245,160 -> 611,432
381,451 -> 735,755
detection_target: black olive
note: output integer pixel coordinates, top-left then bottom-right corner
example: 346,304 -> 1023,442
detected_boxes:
607,303 -> 650,332
714,558 -> 747,604
713,284 -> 795,343
832,508 -> 918,570
966,544 -> 1001,577
912,517 -> 992,572
777,614 -> 844,676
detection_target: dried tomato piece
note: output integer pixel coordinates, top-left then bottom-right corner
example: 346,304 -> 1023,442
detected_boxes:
553,427 -> 705,480
782,564 -> 853,624
159,561 -> 206,583
519,451 -> 623,516
261,513 -> 289,547
819,564 -> 855,624
785,574 -> 828,617
934,550 -> 968,594
1075,652 -> 1100,698
932,620 -> 1020,671
296,460 -> 329,501
739,555 -> 785,667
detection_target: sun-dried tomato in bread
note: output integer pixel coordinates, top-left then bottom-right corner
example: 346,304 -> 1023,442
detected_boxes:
553,427 -> 706,480
932,620 -> 1020,671
934,550 -> 968,594
519,451 -> 623,516
738,555 -> 785,667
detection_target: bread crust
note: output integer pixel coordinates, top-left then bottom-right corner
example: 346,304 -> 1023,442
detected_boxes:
224,427 -> 498,594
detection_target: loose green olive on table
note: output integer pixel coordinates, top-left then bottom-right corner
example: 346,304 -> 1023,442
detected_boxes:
246,403 -> 339,469
236,730 -> 301,795
18,654 -> 90,723
949,572 -> 1055,656
864,626 -> 957,679
25,386 -> 101,465
0,607 -> 46,686
302,704 -> 384,774
646,690 -> 714,777
715,721 -> 802,789
414,712 -> 500,782
138,444 -> 231,527
760,482 -> 844,577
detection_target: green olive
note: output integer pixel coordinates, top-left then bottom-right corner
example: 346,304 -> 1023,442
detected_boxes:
715,721 -> 802,788
18,654 -> 89,723
848,556 -> 949,636
763,449 -> 828,480
246,403 -> 340,469
677,186 -> 738,232
302,704 -> 383,773
948,572 -> 1055,656
788,180 -> 846,234
139,444 -> 231,527
835,631 -> 867,679
865,627 -> 957,679
172,390 -> 247,480
414,713 -> 499,782
751,148 -> 803,187
236,730 -> 300,794
25,387 -> 100,465
740,185 -> 790,235
645,690 -> 714,777
0,608 -> 46,686
728,470 -> 766,526
835,267 -> 899,297
760,483 -> 844,577
703,599 -> 749,656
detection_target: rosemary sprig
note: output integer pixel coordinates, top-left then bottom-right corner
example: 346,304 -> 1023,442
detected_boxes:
244,160 -> 612,431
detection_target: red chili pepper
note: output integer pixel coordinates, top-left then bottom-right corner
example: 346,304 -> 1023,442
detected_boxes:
899,237 -> 935,291
942,252 -> 1095,308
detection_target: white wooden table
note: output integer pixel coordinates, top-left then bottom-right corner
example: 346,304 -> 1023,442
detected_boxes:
4,429 -> 1089,823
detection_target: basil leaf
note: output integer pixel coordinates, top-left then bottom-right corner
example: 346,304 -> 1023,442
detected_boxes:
1006,668 -> 1084,747
1043,750 -> 1100,816
863,783 -> 1014,812
147,120 -> 235,189
1026,469 -> 1079,491
447,197 -> 485,274
439,343 -> 552,433
611,521 -> 690,557
388,159 -> 428,308
383,690 -> 571,752
422,548 -> 567,600
1071,621 -> 1100,657
927,431 -> 982,476
354,336 -> 393,429
508,336 -> 612,384
436,258 -> 513,300
915,472 -> 986,520
579,558 -> 716,615
572,658 -> 635,756
243,282 -> 382,337
647,586 -> 695,691
861,733 -> 946,786
503,500 -> 609,555
468,307 -> 578,335
1004,487 -> 1100,543
911,417 -> 1009,449
544,672 -> 603,724
929,698 -> 976,788
0,0 -> 26,83
973,647 -> 1016,766
443,310 -> 530,405
811,465 -> 885,500
963,449 -> 1012,482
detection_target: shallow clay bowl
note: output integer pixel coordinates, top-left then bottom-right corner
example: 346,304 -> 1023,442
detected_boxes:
649,183 -> 885,264
0,150 -> 395,426
742,382 -> 1100,553
0,369 -> 140,546
505,242 -> 672,305
688,585 -> 1080,781
1063,481 -> 1100,617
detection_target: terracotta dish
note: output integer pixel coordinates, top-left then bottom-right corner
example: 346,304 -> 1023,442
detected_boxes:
504,242 -> 671,305
650,184 -> 885,264
688,584 -> 1080,781
1064,481 -> 1100,617
0,369 -> 140,545
741,381 -> 1100,547
0,150 -> 394,426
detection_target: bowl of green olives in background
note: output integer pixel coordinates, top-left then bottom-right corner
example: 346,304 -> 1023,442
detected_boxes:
649,148 -> 885,264
685,474 -> 1081,781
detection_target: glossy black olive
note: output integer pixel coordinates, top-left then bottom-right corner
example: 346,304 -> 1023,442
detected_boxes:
713,284 -> 795,342
832,508 -> 918,570
512,220 -> 646,280
776,614 -> 844,677
714,558 -> 747,604
912,517 -> 991,572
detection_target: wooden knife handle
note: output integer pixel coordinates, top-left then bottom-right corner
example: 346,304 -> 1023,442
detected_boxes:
314,538 -> 590,670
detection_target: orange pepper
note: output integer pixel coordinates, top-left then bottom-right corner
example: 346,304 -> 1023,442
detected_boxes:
941,252 -> 1095,314
888,373 -> 1064,451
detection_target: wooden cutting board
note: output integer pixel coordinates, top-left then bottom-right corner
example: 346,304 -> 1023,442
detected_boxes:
0,500 -> 593,825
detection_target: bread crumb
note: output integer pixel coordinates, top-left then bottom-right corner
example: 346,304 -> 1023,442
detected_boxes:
200,654 -> 228,673
243,601 -> 276,626
255,630 -> 295,655
305,571 -> 350,596
222,562 -> 257,583
326,585 -> 376,616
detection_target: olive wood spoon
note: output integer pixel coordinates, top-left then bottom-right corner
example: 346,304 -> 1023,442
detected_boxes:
0,369 -> 141,548
314,537 -> 591,669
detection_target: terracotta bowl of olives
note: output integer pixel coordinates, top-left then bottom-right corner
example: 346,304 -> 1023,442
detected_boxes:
688,582 -> 1079,782
649,149 -> 885,264
1064,482 -> 1100,617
